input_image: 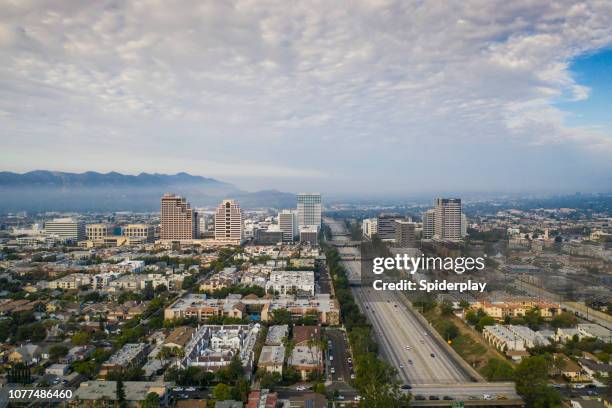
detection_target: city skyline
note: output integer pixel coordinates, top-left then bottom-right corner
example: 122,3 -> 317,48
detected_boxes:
1,1 -> 612,194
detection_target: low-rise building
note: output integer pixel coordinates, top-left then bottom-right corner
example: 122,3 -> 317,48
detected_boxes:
100,343 -> 148,378
258,345 -> 285,374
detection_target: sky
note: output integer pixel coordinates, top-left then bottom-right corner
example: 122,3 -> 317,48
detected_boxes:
1,0 -> 612,196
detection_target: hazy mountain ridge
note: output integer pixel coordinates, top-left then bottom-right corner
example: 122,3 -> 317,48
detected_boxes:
0,171 -> 296,211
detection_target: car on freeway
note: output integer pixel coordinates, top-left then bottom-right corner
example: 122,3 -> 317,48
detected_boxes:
405,345 -> 410,350
408,359 -> 413,364
296,386 -> 306,391
443,396 -> 454,400
399,364 -> 404,368
429,396 -> 440,400
483,394 -> 493,400
430,353 -> 435,357
401,385 -> 412,390
415,396 -> 426,400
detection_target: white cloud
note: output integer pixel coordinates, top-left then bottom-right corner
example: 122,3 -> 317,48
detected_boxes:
0,0 -> 611,193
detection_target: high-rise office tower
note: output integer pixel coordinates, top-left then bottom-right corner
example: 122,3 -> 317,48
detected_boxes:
297,193 -> 322,227
214,199 -> 244,243
422,209 -> 435,239
461,213 -> 468,237
45,218 -> 86,241
377,213 -> 401,240
434,198 -> 462,240
395,220 -> 416,248
278,210 -> 298,242
86,223 -> 113,241
160,193 -> 197,241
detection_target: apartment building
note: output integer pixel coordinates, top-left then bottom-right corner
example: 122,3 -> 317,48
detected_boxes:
265,271 -> 315,296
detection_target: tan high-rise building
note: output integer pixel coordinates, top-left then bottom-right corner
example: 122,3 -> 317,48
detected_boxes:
160,193 -> 197,241
434,198 -> 462,241
86,223 -> 113,241
214,199 -> 244,244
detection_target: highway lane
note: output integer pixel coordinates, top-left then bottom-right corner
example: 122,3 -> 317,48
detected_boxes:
326,217 -> 472,385
355,286 -> 471,384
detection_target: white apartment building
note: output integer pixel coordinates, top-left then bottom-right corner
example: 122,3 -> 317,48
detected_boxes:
297,193 -> 322,227
45,218 -> 86,241
214,199 -> 244,244
48,273 -> 92,290
362,218 -> 378,238
278,210 -> 298,242
265,271 -> 315,296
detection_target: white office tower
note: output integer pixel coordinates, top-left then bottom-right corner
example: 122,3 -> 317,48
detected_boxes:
362,218 -> 378,238
395,220 -> 416,248
278,210 -> 298,242
461,213 -> 468,237
434,198 -> 462,240
45,218 -> 86,241
422,209 -> 435,239
297,193 -> 322,227
214,199 -> 244,244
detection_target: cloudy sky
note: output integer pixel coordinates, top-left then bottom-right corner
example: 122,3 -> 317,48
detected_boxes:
1,0 -> 612,195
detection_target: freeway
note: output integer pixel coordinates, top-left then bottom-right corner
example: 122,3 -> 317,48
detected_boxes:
325,218 -> 473,385
354,286 -> 471,384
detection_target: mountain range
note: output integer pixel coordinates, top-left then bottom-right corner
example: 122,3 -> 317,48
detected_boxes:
0,171 -> 296,212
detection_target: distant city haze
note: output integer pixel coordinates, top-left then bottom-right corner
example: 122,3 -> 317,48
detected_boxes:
1,2 -> 612,194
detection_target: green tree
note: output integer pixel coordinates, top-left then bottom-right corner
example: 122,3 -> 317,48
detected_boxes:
212,383 -> 232,401
49,344 -> 69,361
476,316 -> 496,332
141,392 -> 159,408
550,312 -> 578,328
71,331 -> 91,346
514,356 -> 560,408
116,380 -> 126,408
482,358 -> 514,381
440,300 -> 454,315
353,353 -> 411,407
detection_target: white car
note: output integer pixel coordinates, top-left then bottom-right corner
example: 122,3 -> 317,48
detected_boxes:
399,364 -> 404,368
405,345 -> 411,350
483,394 -> 493,400
296,386 -> 306,391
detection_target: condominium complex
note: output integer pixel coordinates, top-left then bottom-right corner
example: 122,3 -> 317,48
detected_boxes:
160,193 -> 197,241
44,218 -> 86,241
86,223 -> 113,241
214,199 -> 244,244
434,198 -> 462,240
395,220 -> 416,248
122,224 -> 155,243
278,210 -> 298,242
297,193 -> 322,228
